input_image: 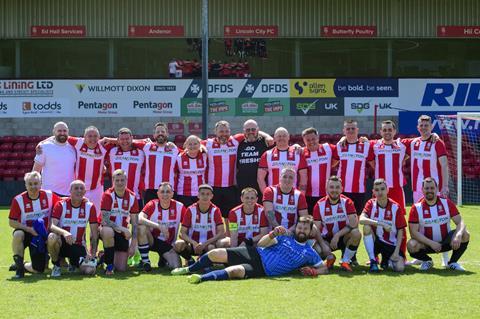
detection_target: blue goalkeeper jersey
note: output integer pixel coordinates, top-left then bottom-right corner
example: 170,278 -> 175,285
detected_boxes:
256,235 -> 322,276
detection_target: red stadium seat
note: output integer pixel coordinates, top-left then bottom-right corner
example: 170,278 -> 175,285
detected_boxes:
331,134 -> 343,143
15,136 -> 29,143
369,133 -> 381,140
0,153 -> 8,160
0,136 -> 15,143
174,135 -> 187,143
2,168 -> 16,181
5,160 -> 17,168
20,160 -> 33,168
25,143 -> 37,152
22,151 -> 36,160
319,134 -> 331,143
13,143 -> 26,152
0,143 -> 13,151
0,159 -> 6,168
8,152 -> 22,160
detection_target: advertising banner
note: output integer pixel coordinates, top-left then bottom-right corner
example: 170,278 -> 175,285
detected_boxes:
290,98 -> 344,116
235,98 -> 290,116
321,25 -> 377,38
344,97 -> 399,116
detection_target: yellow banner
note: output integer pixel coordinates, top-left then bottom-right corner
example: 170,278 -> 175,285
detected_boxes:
289,79 -> 336,97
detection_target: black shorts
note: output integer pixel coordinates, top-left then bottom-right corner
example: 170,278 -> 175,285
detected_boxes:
13,229 -> 47,273
423,230 -> 456,254
343,192 -> 366,215
374,238 -> 405,266
143,189 -> 158,206
226,246 -> 265,278
212,186 -> 240,218
114,231 -> 129,252
174,194 -> 197,208
306,196 -> 321,215
59,237 -> 87,267
323,235 -> 347,253
151,238 -> 173,256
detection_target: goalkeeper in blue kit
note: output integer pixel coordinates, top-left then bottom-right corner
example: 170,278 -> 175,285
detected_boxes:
171,216 -> 328,283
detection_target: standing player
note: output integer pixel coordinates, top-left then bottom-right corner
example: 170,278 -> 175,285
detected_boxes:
107,128 -> 145,205
99,169 -> 140,275
202,120 -> 244,218
138,182 -> 186,271
9,172 -> 60,278
174,135 -> 208,208
301,127 -> 338,213
171,217 -> 328,284
47,180 -> 99,277
263,168 -> 308,231
334,119 -> 373,215
258,127 -> 307,193
229,187 -> 269,247
360,179 -> 406,273
312,176 -> 361,272
407,178 -> 470,271
134,122 -> 179,204
236,119 -> 274,195
33,121 -> 76,197
174,184 -> 226,262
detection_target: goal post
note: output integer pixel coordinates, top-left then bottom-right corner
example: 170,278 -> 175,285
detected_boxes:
436,112 -> 480,206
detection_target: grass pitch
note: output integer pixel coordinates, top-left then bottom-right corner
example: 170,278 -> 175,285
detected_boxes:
0,206 -> 479,319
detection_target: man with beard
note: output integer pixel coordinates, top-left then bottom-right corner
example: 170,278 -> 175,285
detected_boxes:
312,176 -> 361,272
133,122 -> 179,204
407,177 -> 470,271
236,119 -> 274,196
33,122 -> 76,197
171,216 -> 327,283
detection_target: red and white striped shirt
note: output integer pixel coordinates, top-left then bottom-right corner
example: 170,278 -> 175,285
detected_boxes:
363,198 -> 406,246
9,190 -> 60,227
371,138 -> 407,189
334,141 -> 373,193
142,199 -> 186,243
52,198 -> 98,245
228,203 -> 268,244
258,146 -> 307,187
203,135 -> 244,187
108,147 -> 145,198
68,137 -> 110,191
303,144 -> 335,197
263,185 -> 307,229
136,141 -> 179,190
175,151 -> 208,196
313,194 -> 357,239
408,137 -> 447,192
408,197 -> 458,243
100,187 -> 139,228
181,203 -> 224,243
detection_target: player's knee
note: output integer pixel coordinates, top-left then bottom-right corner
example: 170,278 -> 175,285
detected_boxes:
174,240 -> 185,252
363,225 -> 372,236
227,266 -> 244,279
394,261 -> 405,273
47,233 -> 59,245
463,230 -> 470,242
12,230 -> 25,242
206,244 -> 215,251
100,226 -> 114,239
350,228 -> 361,242
407,239 -> 418,253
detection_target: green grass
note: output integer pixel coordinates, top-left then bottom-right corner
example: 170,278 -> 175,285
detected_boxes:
0,206 -> 479,319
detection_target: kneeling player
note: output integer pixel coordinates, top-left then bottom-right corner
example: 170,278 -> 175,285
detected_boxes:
174,184 -> 226,263
47,180 -> 99,277
360,179 -> 406,273
312,176 -> 361,272
171,216 -> 327,283
9,172 -> 60,278
407,178 -> 470,271
138,182 -> 185,271
99,169 -> 140,275
228,188 -> 269,247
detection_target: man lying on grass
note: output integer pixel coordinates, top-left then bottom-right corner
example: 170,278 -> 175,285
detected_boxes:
171,215 -> 328,283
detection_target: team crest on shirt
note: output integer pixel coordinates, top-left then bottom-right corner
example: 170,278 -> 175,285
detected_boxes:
123,199 -> 128,206
438,205 -> 444,213
26,203 -> 31,208
42,199 -> 47,205
385,210 -> 392,218
326,207 -> 330,212
277,194 -> 282,201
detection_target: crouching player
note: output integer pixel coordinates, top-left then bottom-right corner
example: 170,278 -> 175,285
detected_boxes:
99,169 -> 140,275
138,182 -> 185,271
228,187 -> 269,247
360,179 -> 406,273
407,177 -> 470,271
9,171 -> 61,278
47,180 -> 99,277
171,216 -> 327,283
174,184 -> 226,263
312,176 -> 361,272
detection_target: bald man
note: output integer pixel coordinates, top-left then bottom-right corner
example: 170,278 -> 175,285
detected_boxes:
236,119 -> 274,196
33,122 -> 76,197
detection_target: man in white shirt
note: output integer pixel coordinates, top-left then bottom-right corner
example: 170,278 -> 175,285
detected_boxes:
33,122 -> 76,197
169,59 -> 179,78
